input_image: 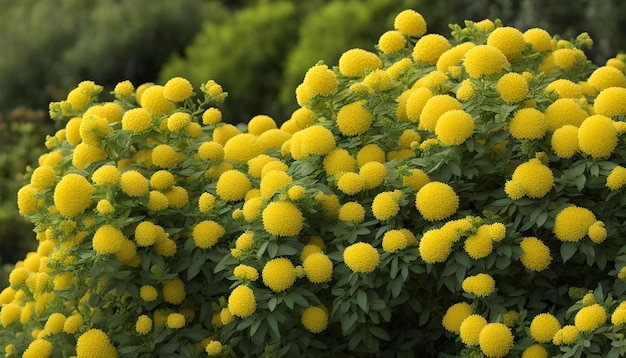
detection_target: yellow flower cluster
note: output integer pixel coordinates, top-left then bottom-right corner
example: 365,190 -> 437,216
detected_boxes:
461,273 -> 496,297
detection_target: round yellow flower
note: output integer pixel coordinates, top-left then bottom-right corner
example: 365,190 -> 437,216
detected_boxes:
463,45 -> 509,78
416,182 -> 459,221
260,170 -> 292,197
378,30 -> 406,54
301,306 -> 329,333
419,228 -> 455,263
372,191 -> 400,221
546,79 -> 582,98
262,257 -> 296,292
338,202 -> 366,223
594,87 -> 626,117
72,142 -> 107,170
509,108 -> 547,140
394,9 -> 426,37
193,220 -> 225,249
164,77 -> 193,102
343,242 -> 379,273
434,109 -> 475,145
30,166 -> 56,189
223,133 -> 264,163
139,285 -> 158,301
206,340 -> 223,355
412,34 -> 450,64
462,273 -> 495,297
402,168 -> 430,191
456,79 -> 476,101
496,73 -> 528,103
92,165 -> 120,185
65,117 -> 83,145
216,170 -> 252,202
79,114 -> 111,146
1,303 -> 21,327
459,314 -> 488,345
336,100 -> 373,136
63,314 -> 83,334
487,26 -> 525,60
202,107 -> 222,125
588,221 -> 607,244
522,344 -> 548,358
166,112 -> 191,132
356,144 -> 385,167
303,252 -> 333,283
152,144 -> 179,169
247,115 -> 276,136
575,303 -> 607,333
587,65 -> 626,91
338,48 -> 383,77
96,199 -> 115,214
76,329 -> 118,358
578,114 -> 617,159
66,88 -> 90,111
337,172 -> 364,196
437,42 -> 475,73
554,205 -> 596,242
382,230 -> 408,253
358,161 -> 386,189
135,315 -> 152,335
92,225 -> 124,254
523,28 -> 553,52
419,95 -> 462,132
607,166 -> 626,190
299,125 -> 336,157
17,184 -> 38,215
464,230 -> 493,259
510,158 -> 553,198
233,265 -> 259,282
323,149 -> 356,176
163,276 -> 186,305
479,323 -> 513,358
22,339 -> 53,358
551,125 -> 579,159
558,325 -> 579,344
166,313 -> 186,329
54,173 -> 93,217
520,237 -> 552,271
141,85 -> 175,115
303,64 -> 338,97
120,170 -> 149,197
122,108 -> 152,133
553,48 -> 578,70
113,79 -> 134,97
442,302 -> 472,334
262,201 -> 303,237
530,313 -> 561,343
405,87 -> 433,122
544,98 -> 588,131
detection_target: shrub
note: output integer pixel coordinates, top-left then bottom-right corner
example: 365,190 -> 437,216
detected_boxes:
4,8 -> 626,358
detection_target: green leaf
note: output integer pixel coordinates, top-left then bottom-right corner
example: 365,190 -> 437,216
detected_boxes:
268,297 -> 277,312
369,326 -> 391,341
356,290 -> 368,312
561,242 -> 578,262
341,312 -> 358,334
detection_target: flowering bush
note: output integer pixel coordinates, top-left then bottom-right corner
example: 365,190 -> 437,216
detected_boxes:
4,8 -> 626,358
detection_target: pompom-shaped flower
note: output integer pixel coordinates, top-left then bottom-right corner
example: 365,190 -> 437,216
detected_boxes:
442,302 -> 472,334
135,315 -> 152,335
359,161 -> 386,189
546,79 -> 581,98
378,30 -> 406,54
520,237 -> 552,271
223,133 -> 264,163
323,149 -> 357,176
372,191 -> 401,221
419,94 -> 462,132
206,341 -> 223,355
262,201 -> 303,237
412,34 -> 450,64
303,64 -> 337,97
120,170 -> 149,197
339,48 -> 383,77
382,230 -> 408,253
464,230 -> 493,259
479,323 -> 514,358
164,77 -> 193,102
607,165 -> 626,190
336,100 -> 373,136
588,221 -> 607,244
233,265 -> 259,282
462,273 -> 496,297
522,344 -> 548,358
92,165 -> 120,186
509,158 -> 553,198
435,109 -> 475,145
166,112 -> 191,132
139,285 -> 158,302
72,143 -> 107,169
299,125 -> 336,156
216,170 -> 252,202
530,313 -> 561,343
587,65 -> 626,91
574,303 -> 607,333
22,339 -> 53,358
92,225 -> 124,254
17,184 -> 39,215
262,257 -> 296,292
163,276 -> 186,305
30,166 -> 56,189
496,73 -> 528,103
509,108 -> 547,140
337,172 -> 364,196
551,125 -> 579,159
63,314 -> 84,334
141,85 -> 175,116
460,314 -> 488,345
76,329 -> 118,358
394,9 -> 427,37
554,205 -> 597,242
338,202 -> 366,223
303,252 -> 333,283
463,45 -> 509,78
301,306 -> 329,333
523,28 -> 553,52
416,182 -> 459,221
594,87 -> 626,117
343,242 -> 379,273
1,303 -> 21,327
193,220 -> 225,249
544,98 -> 588,131
54,173 -> 93,217
437,42 -> 475,73
122,108 -> 153,133
202,107 -> 222,125
166,313 -> 186,330
419,228 -> 455,263
487,26 -> 525,60
578,114 -> 618,159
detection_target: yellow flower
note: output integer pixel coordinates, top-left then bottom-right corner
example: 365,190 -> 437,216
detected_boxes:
419,228 -> 455,263
166,112 -> 190,132
303,252 -> 333,283
66,88 -> 90,111
502,310 -> 519,328
437,42 -> 475,73
233,265 -> 259,282
303,64 -> 338,96
262,201 -> 303,237
595,87 -> 626,117
223,133 -> 264,163
487,26 -> 525,60
141,85 -> 175,115
336,100 -> 373,136
394,9 -> 427,37
72,143 -> 107,169
459,314 -> 487,345
553,48 -> 579,70
496,73 -> 528,103
206,340 -> 223,356
416,182 -> 459,221
337,172 -> 364,196
464,229 -> 493,259
530,313 -> 561,343
382,230 -> 408,253
607,166 -> 626,190
587,66 -> 626,91
587,221 -> 607,244
8,267 -> 28,286
262,257 -> 296,292
228,285 -> 257,318
509,158 -> 554,199
356,144 -> 385,167
65,117 -> 83,145
479,323 -> 513,358
76,329 -> 118,358
122,108 -> 152,133
164,77 -> 193,102
372,191 -> 400,221
301,306 -> 329,333
544,98 -> 588,131
338,48 -> 383,77
456,79 -> 476,101
79,113 -> 111,146
91,165 -> 120,185
551,125 -> 579,159
343,242 -> 379,273
578,114 -> 618,159
192,220 -> 225,249
96,199 -> 115,214
247,115 -> 277,136
557,325 -> 579,344
30,166 -> 56,189
163,276 -> 186,305
523,28 -> 553,52
402,168 -> 430,191
120,170 -> 149,197
260,170 -> 292,197
299,125 -> 336,157
338,202 -> 366,223
216,170 -> 252,202
412,34 -> 450,64
508,108 -> 547,140
113,80 -> 134,97
378,30 -> 406,54
152,144 -> 179,169
92,225 -> 124,254
359,161 -> 386,189
1,303 -> 21,327
520,237 -> 552,271
202,107 -> 222,125
139,285 -> 158,301
554,205 -> 597,242
405,87 -> 433,122
462,273 -> 495,297
387,57 -> 413,79
442,302 -> 472,334
242,197 -> 262,221
135,315 -> 152,335
419,95 -> 462,132
17,184 -> 39,215
574,304 -> 607,333
287,185 -> 306,200
546,79 -> 582,98
522,344 -> 548,358
320,149 -> 355,176
54,173 -> 93,217
463,45 -> 509,78
63,314 -> 83,334
22,339 -> 53,358
166,313 -> 186,330
434,109 -> 475,145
